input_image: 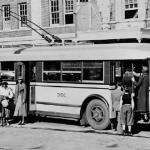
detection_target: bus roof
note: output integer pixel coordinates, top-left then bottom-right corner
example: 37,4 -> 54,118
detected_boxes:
0,43 -> 150,61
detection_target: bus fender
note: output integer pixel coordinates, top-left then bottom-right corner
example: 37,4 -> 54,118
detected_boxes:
80,94 -> 109,119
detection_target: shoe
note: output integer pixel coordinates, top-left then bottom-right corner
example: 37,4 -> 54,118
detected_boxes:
6,121 -> 10,126
122,130 -> 127,136
18,121 -> 22,125
21,122 -> 25,125
122,130 -> 126,136
128,132 -> 133,136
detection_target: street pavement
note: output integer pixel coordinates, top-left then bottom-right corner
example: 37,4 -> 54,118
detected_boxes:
0,118 -> 150,150
10,118 -> 150,138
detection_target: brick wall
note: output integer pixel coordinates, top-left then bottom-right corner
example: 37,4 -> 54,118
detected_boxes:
110,0 -> 116,22
43,26 -> 75,35
41,0 -> 50,27
41,0 -> 75,35
91,8 -> 102,31
146,0 -> 150,28
76,3 -> 90,31
0,0 -> 32,38
0,30 -> 32,38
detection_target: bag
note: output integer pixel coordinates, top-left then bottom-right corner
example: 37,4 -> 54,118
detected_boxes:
8,99 -> 15,110
1,99 -> 9,108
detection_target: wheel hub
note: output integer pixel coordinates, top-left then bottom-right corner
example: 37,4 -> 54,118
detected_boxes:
91,107 -> 104,122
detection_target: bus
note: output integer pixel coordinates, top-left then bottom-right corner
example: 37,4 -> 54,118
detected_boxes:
0,43 -> 150,130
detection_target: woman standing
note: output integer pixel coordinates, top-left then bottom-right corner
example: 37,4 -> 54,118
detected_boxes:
1,82 -> 14,126
14,77 -> 27,125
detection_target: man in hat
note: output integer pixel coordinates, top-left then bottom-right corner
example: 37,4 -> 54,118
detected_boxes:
132,65 -> 149,113
0,79 -> 3,125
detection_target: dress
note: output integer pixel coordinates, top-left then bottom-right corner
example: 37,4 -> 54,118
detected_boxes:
14,83 -> 27,117
133,73 -> 149,112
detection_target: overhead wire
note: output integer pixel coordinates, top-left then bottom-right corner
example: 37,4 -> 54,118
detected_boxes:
0,8 -> 62,44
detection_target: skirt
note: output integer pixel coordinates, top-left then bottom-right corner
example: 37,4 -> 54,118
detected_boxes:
14,95 -> 27,117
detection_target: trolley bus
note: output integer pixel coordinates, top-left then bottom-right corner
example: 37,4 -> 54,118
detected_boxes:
0,43 -> 150,130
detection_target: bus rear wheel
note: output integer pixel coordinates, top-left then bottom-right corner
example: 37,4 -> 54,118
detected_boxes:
85,99 -> 110,130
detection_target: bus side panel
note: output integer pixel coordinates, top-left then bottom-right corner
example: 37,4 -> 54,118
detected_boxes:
29,83 -> 113,119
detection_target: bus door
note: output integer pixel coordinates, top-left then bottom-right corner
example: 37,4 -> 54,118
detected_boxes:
114,60 -> 149,120
15,62 -> 30,113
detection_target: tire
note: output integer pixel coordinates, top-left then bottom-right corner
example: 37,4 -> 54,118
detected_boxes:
86,99 -> 110,130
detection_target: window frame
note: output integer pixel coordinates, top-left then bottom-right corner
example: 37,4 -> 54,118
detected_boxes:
82,61 -> 104,83
49,0 -> 60,26
124,0 -> 138,20
80,0 -> 88,2
61,61 -> 82,82
64,0 -> 74,25
42,61 -> 61,82
2,5 -> 11,30
18,2 -> 28,28
42,61 -> 104,83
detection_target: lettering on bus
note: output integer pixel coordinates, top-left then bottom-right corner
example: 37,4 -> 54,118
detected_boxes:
57,92 -> 66,98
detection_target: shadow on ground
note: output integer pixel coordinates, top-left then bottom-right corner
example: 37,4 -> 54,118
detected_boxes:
10,116 -> 150,138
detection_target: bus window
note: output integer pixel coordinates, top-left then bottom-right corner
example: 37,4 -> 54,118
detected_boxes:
43,61 -> 61,81
62,61 -> 82,82
83,61 -> 103,82
0,62 -> 15,81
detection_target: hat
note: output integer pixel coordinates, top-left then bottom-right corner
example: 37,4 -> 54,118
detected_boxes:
2,81 -> 8,86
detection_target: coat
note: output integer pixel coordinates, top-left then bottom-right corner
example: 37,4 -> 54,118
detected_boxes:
14,83 -> 27,117
134,73 -> 149,112
111,88 -> 123,112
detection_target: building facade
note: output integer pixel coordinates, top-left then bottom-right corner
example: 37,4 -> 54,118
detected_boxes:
0,0 -> 150,46
0,0 -> 76,46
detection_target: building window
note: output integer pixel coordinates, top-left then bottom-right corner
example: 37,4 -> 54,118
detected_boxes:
125,0 -> 138,19
2,5 -> 11,30
80,0 -> 88,2
19,2 -> 27,27
65,0 -> 74,24
50,0 -> 60,25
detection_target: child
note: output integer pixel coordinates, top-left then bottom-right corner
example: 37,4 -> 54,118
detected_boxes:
120,87 -> 134,136
111,82 -> 124,132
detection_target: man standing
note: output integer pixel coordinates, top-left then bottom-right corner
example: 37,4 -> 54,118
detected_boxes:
0,79 -> 3,124
132,66 -> 149,113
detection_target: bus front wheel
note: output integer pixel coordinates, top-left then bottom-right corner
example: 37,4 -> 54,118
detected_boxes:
86,99 -> 110,130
